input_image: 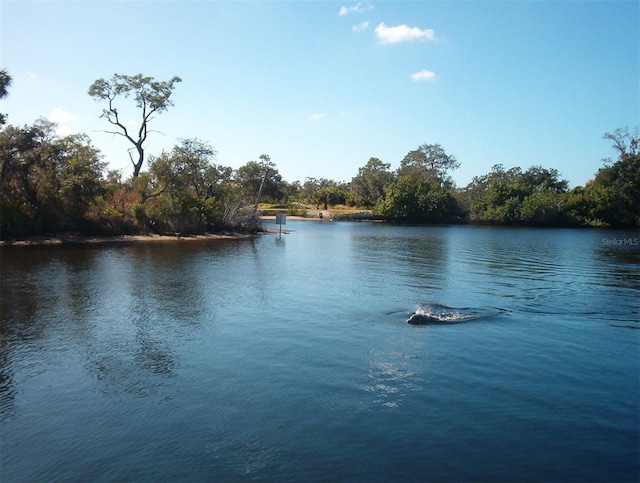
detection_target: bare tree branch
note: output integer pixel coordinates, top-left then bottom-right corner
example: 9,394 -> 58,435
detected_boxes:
88,74 -> 181,177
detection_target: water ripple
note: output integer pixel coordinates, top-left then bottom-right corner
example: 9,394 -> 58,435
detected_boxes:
1,224 -> 638,482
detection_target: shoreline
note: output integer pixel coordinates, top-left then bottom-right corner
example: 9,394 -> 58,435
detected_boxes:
1,216 -> 332,247
0,232 -> 254,247
260,215 -> 321,222
0,217 -> 322,247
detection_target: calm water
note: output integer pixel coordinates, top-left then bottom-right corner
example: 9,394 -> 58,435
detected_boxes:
1,222 -> 638,482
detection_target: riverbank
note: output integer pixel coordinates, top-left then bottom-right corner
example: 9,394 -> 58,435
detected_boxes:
0,232 -> 254,247
260,210 -> 378,222
260,215 -> 323,222
0,217 -> 325,246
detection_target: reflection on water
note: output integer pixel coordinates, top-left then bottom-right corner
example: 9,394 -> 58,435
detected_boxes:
351,231 -> 450,292
364,348 -> 418,408
1,224 -> 638,482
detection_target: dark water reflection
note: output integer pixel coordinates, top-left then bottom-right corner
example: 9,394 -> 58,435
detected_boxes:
1,224 -> 638,482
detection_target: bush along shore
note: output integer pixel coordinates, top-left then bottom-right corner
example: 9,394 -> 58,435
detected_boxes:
0,232 -> 258,247
2,121 -> 638,241
3,125 -> 637,243
1,69 -> 637,240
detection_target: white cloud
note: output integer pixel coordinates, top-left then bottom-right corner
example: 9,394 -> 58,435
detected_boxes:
339,2 -> 373,16
27,71 -> 38,79
49,108 -> 81,136
375,22 -> 437,44
411,69 -> 437,81
352,21 -> 369,32
49,107 -> 79,123
55,125 -> 74,136
308,113 -> 324,121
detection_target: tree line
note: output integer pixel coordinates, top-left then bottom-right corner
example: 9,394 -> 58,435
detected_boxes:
1,71 -> 638,240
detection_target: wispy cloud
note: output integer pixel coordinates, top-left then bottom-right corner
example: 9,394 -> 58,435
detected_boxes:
411,69 -> 437,81
339,2 -> 373,16
49,107 -> 78,123
352,21 -> 369,33
308,113 -> 325,121
375,23 -> 437,44
27,71 -> 38,79
49,108 -> 79,136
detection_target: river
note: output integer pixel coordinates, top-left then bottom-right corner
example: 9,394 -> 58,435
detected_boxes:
1,221 -> 638,481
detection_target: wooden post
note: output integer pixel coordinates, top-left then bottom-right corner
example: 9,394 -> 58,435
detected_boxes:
275,212 -> 286,238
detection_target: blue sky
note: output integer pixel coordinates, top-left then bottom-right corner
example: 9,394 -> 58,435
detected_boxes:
2,1 -> 638,187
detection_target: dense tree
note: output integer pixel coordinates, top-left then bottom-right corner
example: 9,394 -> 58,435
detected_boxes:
375,175 -> 462,223
398,144 -> 460,187
235,155 -> 285,207
520,166 -> 568,193
2,95 -> 635,237
298,177 -> 348,209
50,133 -> 106,221
464,165 -> 571,225
299,177 -> 321,206
518,189 -> 568,225
281,180 -> 302,204
0,119 -> 57,236
350,157 -> 394,207
584,127 -> 639,226
0,120 -> 106,237
371,144 -> 463,222
88,73 -> 182,178
147,138 -> 220,197
144,139 -> 223,233
0,69 -> 11,126
139,139 -> 261,233
322,181 -> 350,208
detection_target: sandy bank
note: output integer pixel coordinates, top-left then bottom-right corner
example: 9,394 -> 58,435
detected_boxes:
2,217 -> 327,246
260,215 -> 320,222
0,233 -> 253,247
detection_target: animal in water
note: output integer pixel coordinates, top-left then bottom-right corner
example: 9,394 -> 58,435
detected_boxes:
389,304 -> 504,326
406,309 -> 465,325
406,311 -> 445,325
405,304 -> 500,325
